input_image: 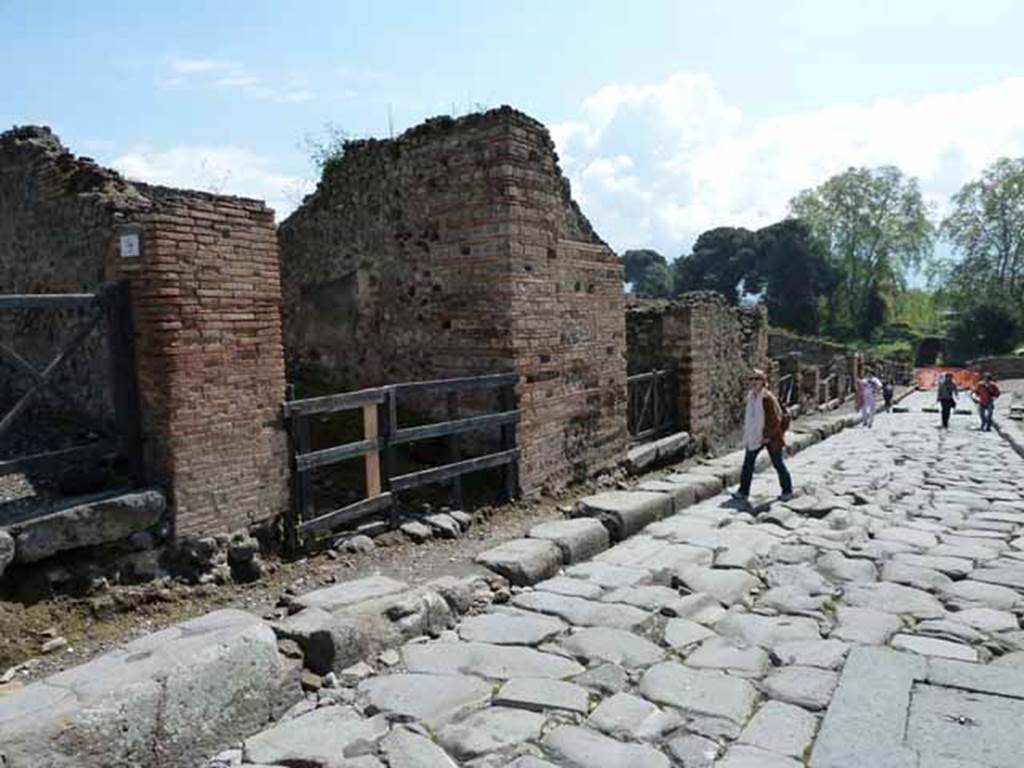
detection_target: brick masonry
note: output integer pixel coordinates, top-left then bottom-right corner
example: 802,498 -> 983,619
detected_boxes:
0,127 -> 289,536
626,293 -> 768,447
279,107 -> 627,494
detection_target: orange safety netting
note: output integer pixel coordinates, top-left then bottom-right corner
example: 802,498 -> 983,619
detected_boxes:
915,367 -> 980,390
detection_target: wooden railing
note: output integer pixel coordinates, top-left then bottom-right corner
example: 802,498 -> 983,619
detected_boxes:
627,369 -> 677,442
283,372 -> 519,545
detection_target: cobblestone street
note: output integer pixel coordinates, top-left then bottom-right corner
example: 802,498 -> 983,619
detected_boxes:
205,391 -> 1024,768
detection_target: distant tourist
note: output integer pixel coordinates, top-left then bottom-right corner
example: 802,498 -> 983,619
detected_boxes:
937,373 -> 958,429
972,372 -> 1001,431
859,371 -> 883,428
882,380 -> 895,412
735,368 -> 794,506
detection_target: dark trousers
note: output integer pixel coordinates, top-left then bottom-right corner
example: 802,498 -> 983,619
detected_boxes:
739,444 -> 793,497
979,402 -> 995,430
940,399 -> 954,428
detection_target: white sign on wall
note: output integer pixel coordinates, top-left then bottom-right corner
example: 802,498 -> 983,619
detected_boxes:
119,232 -> 140,258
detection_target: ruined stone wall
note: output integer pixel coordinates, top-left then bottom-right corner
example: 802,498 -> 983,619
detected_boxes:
0,127 -> 144,425
0,127 -> 288,537
279,107 -> 627,494
970,356 -> 1024,380
767,329 -> 850,367
625,292 -> 768,446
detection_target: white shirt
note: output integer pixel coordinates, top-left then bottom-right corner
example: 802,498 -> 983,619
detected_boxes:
743,389 -> 765,451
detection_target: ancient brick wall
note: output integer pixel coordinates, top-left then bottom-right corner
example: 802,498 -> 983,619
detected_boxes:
279,107 -> 627,494
625,292 -> 768,447
768,329 -> 852,367
0,127 -> 288,536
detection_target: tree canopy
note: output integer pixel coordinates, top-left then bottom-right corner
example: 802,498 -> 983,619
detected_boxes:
621,249 -> 673,298
789,166 -> 933,339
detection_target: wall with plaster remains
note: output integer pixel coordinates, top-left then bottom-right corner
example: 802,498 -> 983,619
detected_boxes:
0,127 -> 289,536
279,107 -> 627,493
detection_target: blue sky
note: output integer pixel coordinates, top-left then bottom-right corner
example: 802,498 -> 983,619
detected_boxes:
4,0 -> 1024,259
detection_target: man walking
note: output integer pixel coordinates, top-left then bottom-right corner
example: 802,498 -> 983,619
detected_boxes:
736,368 -> 793,505
937,373 -> 958,429
973,372 -> 1001,431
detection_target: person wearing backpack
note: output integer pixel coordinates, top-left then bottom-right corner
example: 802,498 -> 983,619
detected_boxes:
937,373 -> 958,429
735,368 -> 794,506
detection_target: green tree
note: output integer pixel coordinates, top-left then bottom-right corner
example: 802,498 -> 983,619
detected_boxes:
789,166 -> 934,339
941,157 -> 1024,306
671,227 -> 758,303
947,303 -> 1022,361
752,219 -> 839,335
621,249 -> 673,298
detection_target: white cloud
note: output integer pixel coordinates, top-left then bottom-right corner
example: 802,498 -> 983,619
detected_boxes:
555,73 -> 1024,258
160,56 -> 316,103
110,146 -> 313,220
170,57 -> 235,76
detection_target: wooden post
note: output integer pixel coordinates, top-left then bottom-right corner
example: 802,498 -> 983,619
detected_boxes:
105,281 -> 143,486
446,390 -> 463,510
380,387 -> 397,528
500,382 -> 518,502
363,403 -> 381,498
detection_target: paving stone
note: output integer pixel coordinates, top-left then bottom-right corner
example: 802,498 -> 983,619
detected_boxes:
663,617 -> 716,649
601,585 -> 690,613
843,582 -> 946,619
927,543 -> 1000,562
575,491 -> 673,541
512,591 -> 650,630
566,561 -> 652,589
587,691 -> 683,741
950,607 -> 1019,633
717,745 -> 802,768
769,544 -> 819,564
992,651 -> 1024,667
573,663 -> 629,694
913,619 -> 986,645
271,607 -> 368,675
940,580 -> 1024,610
402,641 -> 584,680
560,626 -> 665,668
594,535 -> 671,567
738,700 -> 819,758
534,576 -> 605,600
635,478 -> 697,506
893,553 -> 974,578
881,561 -> 953,592
665,734 -> 721,767
475,539 -> 563,586
758,585 -> 829,614
528,518 -> 610,563
638,661 -> 758,724
714,546 -> 760,570
685,637 -> 770,678
674,565 -> 762,607
494,677 -> 590,714
243,707 -> 388,768
817,551 -> 878,583
890,634 -> 978,661
358,673 -> 492,726
293,576 -> 408,611
970,566 -> 1024,591
380,727 -> 459,768
458,613 -> 567,646
505,758 -> 560,768
401,521 -> 434,543
762,665 -> 838,711
765,563 -> 834,595
673,592 -> 729,624
438,707 -> 545,761
714,611 -> 821,648
876,527 -> 939,548
542,725 -> 671,768
773,639 -> 850,669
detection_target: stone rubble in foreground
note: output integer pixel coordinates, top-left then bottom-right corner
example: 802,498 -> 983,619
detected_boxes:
6,392 -> 1024,768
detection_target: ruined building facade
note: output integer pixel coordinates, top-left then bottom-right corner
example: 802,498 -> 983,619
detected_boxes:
279,108 -> 628,493
0,127 -> 289,535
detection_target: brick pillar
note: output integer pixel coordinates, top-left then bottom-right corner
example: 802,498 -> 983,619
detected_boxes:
117,192 -> 289,537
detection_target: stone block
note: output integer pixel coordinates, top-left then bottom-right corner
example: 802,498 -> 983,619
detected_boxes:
528,518 -> 610,563
271,607 -> 368,675
243,706 -> 388,767
574,491 -> 672,541
11,489 -> 165,563
0,609 -> 298,768
292,575 -> 408,612
475,538 -> 563,586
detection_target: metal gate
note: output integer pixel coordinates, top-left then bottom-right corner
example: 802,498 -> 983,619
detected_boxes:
0,281 -> 142,490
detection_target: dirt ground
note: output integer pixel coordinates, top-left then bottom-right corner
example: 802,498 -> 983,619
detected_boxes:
0,487 -> 597,689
